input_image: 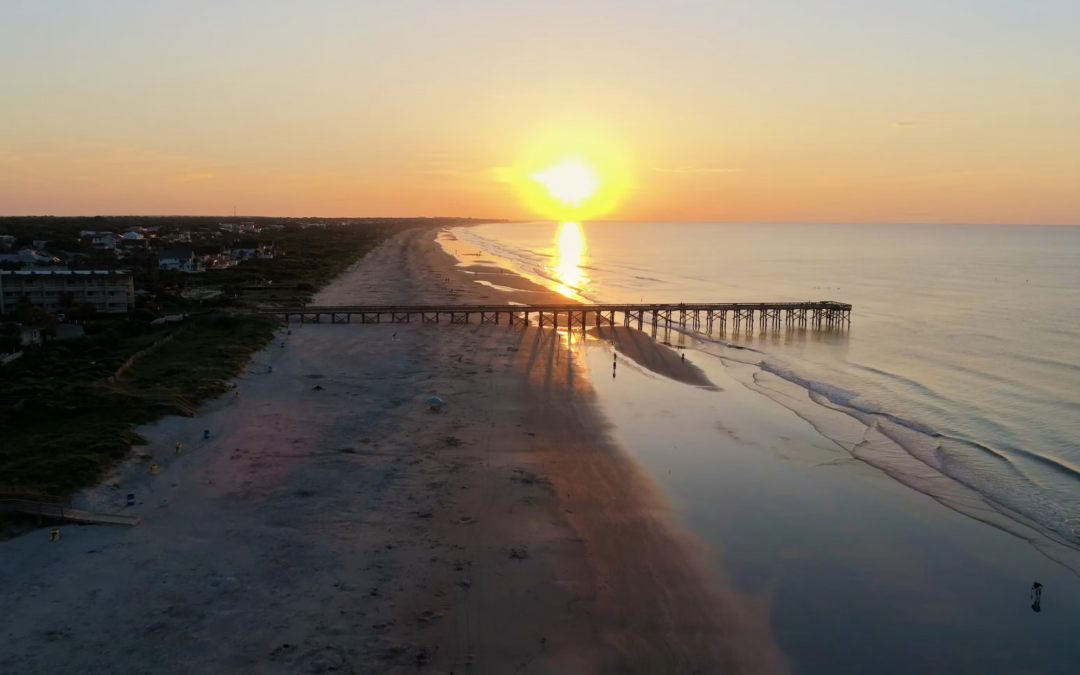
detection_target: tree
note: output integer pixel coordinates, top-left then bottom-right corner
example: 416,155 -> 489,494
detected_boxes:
13,296 -> 33,323
40,313 -> 59,342
0,320 -> 21,355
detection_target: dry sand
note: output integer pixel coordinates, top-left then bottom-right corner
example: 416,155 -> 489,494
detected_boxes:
0,229 -> 787,674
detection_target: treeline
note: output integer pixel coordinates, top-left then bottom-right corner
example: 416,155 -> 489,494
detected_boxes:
0,215 -> 508,245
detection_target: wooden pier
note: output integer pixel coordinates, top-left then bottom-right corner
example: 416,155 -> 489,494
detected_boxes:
257,301 -> 851,333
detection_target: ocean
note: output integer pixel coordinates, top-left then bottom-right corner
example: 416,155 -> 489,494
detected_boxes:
445,221 -> 1080,673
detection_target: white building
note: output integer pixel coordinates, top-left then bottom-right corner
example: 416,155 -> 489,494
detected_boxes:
157,249 -> 205,273
19,325 -> 42,348
81,233 -> 118,250
0,270 -> 135,315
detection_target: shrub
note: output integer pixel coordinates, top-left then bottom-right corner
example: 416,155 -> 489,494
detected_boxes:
129,308 -> 159,322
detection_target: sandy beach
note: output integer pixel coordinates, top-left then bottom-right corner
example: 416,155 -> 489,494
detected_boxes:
0,229 -> 786,674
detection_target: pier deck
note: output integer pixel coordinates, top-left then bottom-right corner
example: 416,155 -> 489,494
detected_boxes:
257,301 -> 851,333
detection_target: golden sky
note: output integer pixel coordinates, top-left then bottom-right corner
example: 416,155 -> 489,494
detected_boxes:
1,1 -> 1078,224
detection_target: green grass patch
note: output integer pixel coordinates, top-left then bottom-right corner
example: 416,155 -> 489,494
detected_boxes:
117,315 -> 277,399
0,322 -> 174,398
0,399 -> 155,494
0,315 -> 277,494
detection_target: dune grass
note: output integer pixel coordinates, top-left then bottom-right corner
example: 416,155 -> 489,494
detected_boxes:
0,315 -> 278,494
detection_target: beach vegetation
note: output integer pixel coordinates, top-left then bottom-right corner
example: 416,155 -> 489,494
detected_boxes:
0,315 -> 277,495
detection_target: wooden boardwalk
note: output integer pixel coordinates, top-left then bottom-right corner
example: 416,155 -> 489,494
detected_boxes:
257,301 -> 851,332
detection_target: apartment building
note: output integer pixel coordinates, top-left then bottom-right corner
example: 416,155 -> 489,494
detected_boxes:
0,270 -> 135,315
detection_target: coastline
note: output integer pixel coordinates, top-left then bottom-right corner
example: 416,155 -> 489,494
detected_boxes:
0,228 -> 786,674
447,222 -> 1080,674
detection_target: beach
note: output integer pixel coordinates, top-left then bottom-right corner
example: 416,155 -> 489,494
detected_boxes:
0,229 -> 786,674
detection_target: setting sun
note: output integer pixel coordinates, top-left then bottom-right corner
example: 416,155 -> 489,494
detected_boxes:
530,161 -> 600,208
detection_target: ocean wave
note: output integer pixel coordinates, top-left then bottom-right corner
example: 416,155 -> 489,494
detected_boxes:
732,356 -> 1080,568
848,363 -> 948,403
717,350 -> 1080,562
1000,444 -> 1080,481
757,363 -> 879,414
663,326 -> 766,355
764,358 -> 1080,486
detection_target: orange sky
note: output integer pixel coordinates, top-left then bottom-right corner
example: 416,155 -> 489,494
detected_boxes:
1,1 -> 1078,224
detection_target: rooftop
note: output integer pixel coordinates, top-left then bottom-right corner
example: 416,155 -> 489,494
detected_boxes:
0,269 -> 131,276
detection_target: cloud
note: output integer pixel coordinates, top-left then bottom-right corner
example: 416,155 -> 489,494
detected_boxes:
892,121 -> 919,128
651,166 -> 743,174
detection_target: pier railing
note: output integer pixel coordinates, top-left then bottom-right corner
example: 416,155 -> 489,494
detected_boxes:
256,301 -> 851,332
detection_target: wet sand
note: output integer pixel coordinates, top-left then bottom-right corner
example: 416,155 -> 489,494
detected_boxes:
0,229 -> 786,674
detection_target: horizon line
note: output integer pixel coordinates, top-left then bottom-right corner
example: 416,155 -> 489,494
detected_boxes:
1,215 -> 1077,228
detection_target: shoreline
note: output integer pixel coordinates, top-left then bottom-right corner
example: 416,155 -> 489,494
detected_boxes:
442,222 -> 1080,673
450,221 -> 1080,577
322,228 -> 789,671
0,228 -> 786,674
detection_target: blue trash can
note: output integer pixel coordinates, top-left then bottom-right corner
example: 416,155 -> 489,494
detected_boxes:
268,365 -> 273,373
127,493 -> 135,506
203,429 -> 210,440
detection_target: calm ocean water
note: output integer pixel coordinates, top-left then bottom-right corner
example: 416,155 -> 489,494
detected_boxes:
451,221 -> 1080,554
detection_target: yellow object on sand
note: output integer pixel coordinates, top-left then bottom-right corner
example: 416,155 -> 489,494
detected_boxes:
50,528 -> 60,541
150,464 -> 158,475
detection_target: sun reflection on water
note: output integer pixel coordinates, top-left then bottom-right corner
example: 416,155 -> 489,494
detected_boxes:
552,221 -> 587,299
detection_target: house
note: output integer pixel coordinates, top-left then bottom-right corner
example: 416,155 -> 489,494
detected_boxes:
0,325 -> 41,356
220,222 -> 261,234
157,249 -> 205,273
161,231 -> 192,244
81,233 -> 118,250
0,235 -> 15,250
192,244 -> 231,269
0,270 -> 135,315
232,240 -> 274,262
18,325 -> 42,348
32,240 -> 50,250
120,232 -> 150,253
0,248 -> 60,266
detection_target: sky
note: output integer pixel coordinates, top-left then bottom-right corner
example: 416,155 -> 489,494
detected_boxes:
1,0 -> 1078,224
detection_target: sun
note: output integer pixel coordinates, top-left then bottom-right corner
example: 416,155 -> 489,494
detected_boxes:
530,160 -> 600,208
